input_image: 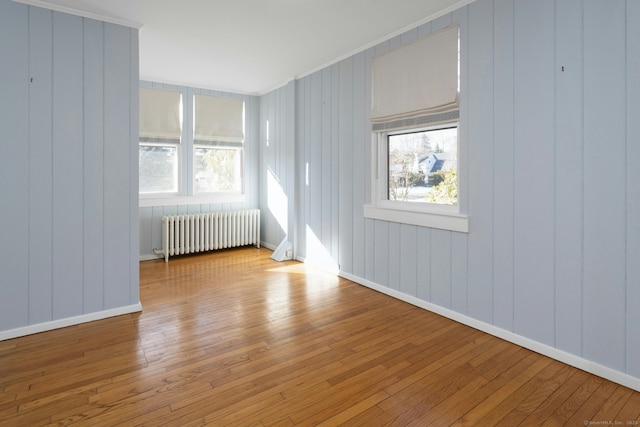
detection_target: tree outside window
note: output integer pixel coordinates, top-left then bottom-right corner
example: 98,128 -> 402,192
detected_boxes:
388,126 -> 457,205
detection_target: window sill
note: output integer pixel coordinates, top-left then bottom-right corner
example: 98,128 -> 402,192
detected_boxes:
139,193 -> 246,208
363,204 -> 468,233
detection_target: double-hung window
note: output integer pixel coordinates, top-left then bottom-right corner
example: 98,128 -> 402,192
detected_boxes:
139,87 -> 182,194
193,94 -> 245,193
365,25 -> 468,233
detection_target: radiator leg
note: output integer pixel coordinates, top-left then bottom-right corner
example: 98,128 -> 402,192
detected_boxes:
152,248 -> 167,263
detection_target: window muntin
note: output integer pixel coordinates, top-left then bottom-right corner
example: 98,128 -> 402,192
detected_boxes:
387,126 -> 457,205
139,143 -> 179,194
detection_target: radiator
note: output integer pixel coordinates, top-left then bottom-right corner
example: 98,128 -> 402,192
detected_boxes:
154,209 -> 260,262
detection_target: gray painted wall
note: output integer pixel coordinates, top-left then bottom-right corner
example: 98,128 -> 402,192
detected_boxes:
260,81 -> 297,252
260,0 -> 640,382
0,0 -> 139,333
138,82 -> 261,258
2,0 -> 636,388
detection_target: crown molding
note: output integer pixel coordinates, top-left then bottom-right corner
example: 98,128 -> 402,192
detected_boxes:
12,0 -> 143,29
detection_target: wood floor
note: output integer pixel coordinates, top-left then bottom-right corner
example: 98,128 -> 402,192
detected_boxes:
1,247 -> 639,426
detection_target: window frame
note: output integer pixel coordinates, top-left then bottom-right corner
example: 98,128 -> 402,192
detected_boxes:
138,84 -> 249,207
364,122 -> 468,233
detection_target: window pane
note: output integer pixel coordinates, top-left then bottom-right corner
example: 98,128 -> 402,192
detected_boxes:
139,144 -> 178,193
194,147 -> 242,192
388,127 -> 457,205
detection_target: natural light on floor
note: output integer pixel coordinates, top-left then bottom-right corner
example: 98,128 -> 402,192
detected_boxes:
305,225 -> 339,274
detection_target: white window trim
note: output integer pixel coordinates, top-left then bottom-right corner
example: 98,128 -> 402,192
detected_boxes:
139,193 -> 247,208
138,84 -> 249,207
363,205 -> 468,233
364,128 -> 469,233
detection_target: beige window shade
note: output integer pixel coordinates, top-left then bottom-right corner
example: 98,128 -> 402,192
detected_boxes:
371,25 -> 459,131
139,87 -> 182,142
194,94 -> 244,145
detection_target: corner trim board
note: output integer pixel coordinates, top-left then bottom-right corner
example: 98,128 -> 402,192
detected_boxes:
0,303 -> 143,341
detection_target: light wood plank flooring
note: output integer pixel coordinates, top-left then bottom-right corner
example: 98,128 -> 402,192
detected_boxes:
1,247 -> 639,426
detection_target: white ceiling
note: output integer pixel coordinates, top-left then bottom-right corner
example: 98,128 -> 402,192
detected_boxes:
23,0 -> 470,95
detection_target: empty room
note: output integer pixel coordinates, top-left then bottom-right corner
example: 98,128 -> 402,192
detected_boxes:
1,0 -> 639,425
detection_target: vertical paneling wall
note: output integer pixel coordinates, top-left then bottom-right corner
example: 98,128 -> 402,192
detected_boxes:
260,0 -> 640,382
138,83 -> 260,259
0,0 -> 139,333
260,81 -> 296,250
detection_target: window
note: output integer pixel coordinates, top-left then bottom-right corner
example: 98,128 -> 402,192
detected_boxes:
364,25 -> 468,232
193,94 -> 245,194
138,87 -> 182,194
194,146 -> 242,192
139,144 -> 179,193
138,86 -> 248,206
387,126 -> 457,205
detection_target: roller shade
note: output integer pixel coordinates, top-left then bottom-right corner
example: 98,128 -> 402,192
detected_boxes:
139,87 -> 182,142
194,94 -> 244,145
371,25 -> 459,132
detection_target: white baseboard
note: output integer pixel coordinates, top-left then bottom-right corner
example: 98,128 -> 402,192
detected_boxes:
261,241 -> 277,251
0,303 -> 143,342
141,243 -> 270,263
339,271 -> 640,393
